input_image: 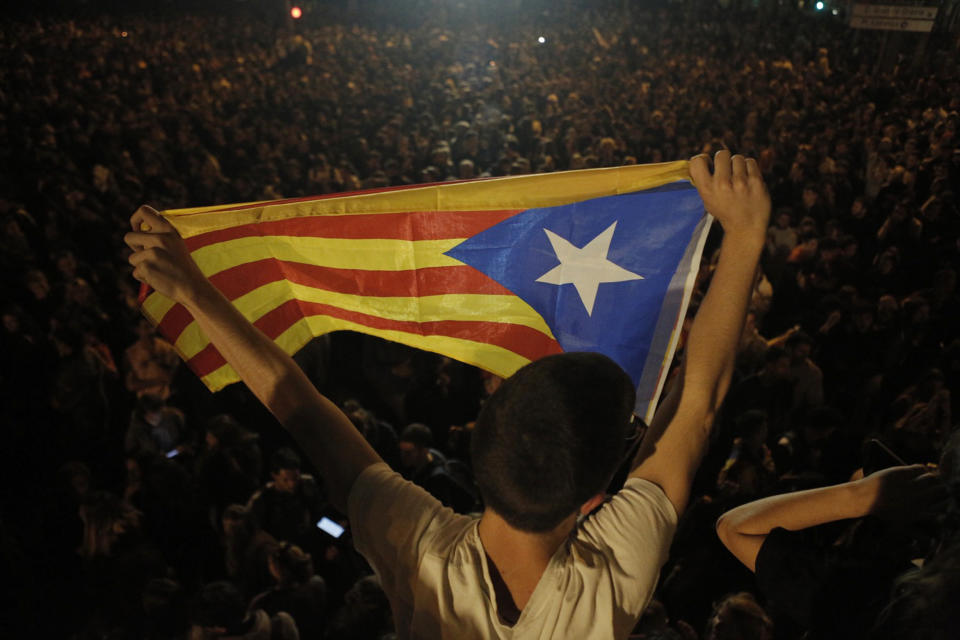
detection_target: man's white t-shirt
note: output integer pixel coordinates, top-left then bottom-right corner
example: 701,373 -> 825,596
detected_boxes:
348,463 -> 678,639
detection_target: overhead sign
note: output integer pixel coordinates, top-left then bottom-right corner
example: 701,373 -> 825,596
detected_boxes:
850,4 -> 938,32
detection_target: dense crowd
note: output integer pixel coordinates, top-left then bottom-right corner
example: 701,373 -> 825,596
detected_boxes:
1,0 -> 959,638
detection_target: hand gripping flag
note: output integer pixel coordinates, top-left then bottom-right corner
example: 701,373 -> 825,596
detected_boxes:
140,161 -> 711,423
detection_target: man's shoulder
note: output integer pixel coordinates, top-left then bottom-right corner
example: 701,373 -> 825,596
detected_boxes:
576,477 -> 677,553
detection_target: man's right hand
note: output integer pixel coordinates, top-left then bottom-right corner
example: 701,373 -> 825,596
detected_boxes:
125,205 -> 210,306
862,464 -> 947,523
688,150 -> 771,240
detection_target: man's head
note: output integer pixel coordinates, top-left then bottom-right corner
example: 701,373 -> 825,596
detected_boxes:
775,208 -> 793,229
470,352 -> 635,533
398,423 -> 433,473
221,504 -> 250,539
136,392 -> 166,426
763,346 -> 790,379
785,331 -> 815,363
269,447 -> 302,493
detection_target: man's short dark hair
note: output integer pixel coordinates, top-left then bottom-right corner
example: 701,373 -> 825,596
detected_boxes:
470,352 -> 635,532
269,447 -> 301,473
399,423 -> 433,448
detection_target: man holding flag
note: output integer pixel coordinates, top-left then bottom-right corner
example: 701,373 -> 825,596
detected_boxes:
125,151 -> 770,638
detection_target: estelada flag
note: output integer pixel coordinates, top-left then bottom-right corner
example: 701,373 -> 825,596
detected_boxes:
140,161 -> 711,422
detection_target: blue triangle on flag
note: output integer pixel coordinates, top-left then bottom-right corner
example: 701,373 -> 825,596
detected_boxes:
445,183 -> 705,387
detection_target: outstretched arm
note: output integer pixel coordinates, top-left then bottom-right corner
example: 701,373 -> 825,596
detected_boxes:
630,151 -> 770,516
125,206 -> 381,512
716,465 -> 946,571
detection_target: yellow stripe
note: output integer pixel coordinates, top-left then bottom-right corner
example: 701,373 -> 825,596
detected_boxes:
191,236 -> 463,277
200,315 -> 532,392
141,235 -> 467,324
143,291 -> 177,327
163,162 -> 690,239
174,281 -> 553,359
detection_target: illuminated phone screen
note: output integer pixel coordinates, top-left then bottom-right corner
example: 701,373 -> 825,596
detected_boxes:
317,517 -> 344,538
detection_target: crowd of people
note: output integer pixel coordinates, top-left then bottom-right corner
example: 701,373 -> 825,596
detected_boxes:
1,0 -> 959,637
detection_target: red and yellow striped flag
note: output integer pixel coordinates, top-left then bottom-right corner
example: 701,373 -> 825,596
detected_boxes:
141,161 -> 709,422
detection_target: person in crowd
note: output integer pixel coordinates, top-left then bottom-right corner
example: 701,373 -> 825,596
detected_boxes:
784,331 -> 824,420
78,491 -> 169,637
703,592 -> 773,640
188,581 -> 299,640
726,346 -> 793,439
716,464 -> 947,639
220,505 -> 277,601
717,410 -> 777,498
140,577 -> 189,640
397,422 -> 477,513
869,540 -> 960,640
198,414 -> 263,521
248,542 -> 327,639
124,392 -> 186,457
125,150 -> 770,637
246,448 -> 324,554
124,316 -> 180,399
342,399 -> 400,469
326,575 -> 395,640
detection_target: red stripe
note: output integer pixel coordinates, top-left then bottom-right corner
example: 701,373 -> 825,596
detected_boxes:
186,299 -> 562,379
182,176 -> 503,215
183,209 -> 522,251
156,259 -> 514,339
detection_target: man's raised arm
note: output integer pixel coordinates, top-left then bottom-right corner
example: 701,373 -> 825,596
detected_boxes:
716,464 -> 946,571
630,151 -> 770,515
125,206 -> 381,512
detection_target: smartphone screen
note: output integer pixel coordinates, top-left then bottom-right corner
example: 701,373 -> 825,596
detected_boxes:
317,517 -> 344,538
165,449 -> 180,459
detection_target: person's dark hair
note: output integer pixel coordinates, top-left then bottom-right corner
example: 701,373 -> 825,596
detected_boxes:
773,206 -> 794,221
79,491 -> 142,557
328,575 -> 392,640
706,592 -> 773,640
272,542 -> 314,586
735,410 -> 768,439
205,414 -> 246,449
870,541 -> 960,640
190,581 -> 245,629
399,423 -> 433,448
143,578 -> 187,638
764,346 -> 787,365
269,447 -> 301,473
221,504 -> 255,538
470,352 -> 634,532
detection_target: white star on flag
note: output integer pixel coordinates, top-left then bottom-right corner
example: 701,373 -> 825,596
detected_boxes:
536,221 -> 644,316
